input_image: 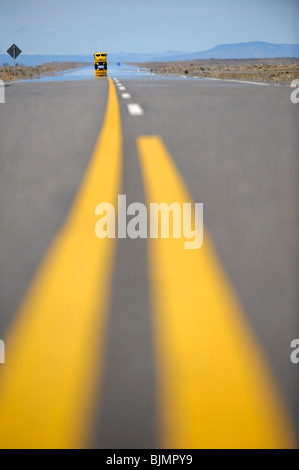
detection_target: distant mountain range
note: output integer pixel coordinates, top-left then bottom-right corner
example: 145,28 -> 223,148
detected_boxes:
160,41 -> 299,61
1,42 -> 298,66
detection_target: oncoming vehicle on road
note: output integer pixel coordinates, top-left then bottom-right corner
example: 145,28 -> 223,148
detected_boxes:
94,52 -> 107,71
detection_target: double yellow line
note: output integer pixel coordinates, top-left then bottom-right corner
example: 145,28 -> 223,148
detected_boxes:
0,79 -> 296,448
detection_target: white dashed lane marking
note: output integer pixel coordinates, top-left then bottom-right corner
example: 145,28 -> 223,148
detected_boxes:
112,78 -> 144,116
127,103 -> 144,116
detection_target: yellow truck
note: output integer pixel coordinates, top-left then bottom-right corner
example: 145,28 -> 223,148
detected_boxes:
94,52 -> 107,71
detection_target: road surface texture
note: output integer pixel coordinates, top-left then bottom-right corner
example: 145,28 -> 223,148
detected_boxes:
0,65 -> 298,449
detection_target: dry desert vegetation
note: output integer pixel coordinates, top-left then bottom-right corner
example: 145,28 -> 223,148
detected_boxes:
135,58 -> 299,84
0,61 -> 91,82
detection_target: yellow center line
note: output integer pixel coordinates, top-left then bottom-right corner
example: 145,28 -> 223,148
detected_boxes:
0,78 -> 122,449
137,135 -> 296,449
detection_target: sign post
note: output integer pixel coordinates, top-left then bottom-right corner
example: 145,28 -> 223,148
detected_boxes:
7,44 -> 22,79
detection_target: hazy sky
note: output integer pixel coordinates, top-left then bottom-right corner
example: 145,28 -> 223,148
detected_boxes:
0,0 -> 298,55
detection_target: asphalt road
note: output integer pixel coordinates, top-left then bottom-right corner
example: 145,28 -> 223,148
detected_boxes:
0,66 -> 298,448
